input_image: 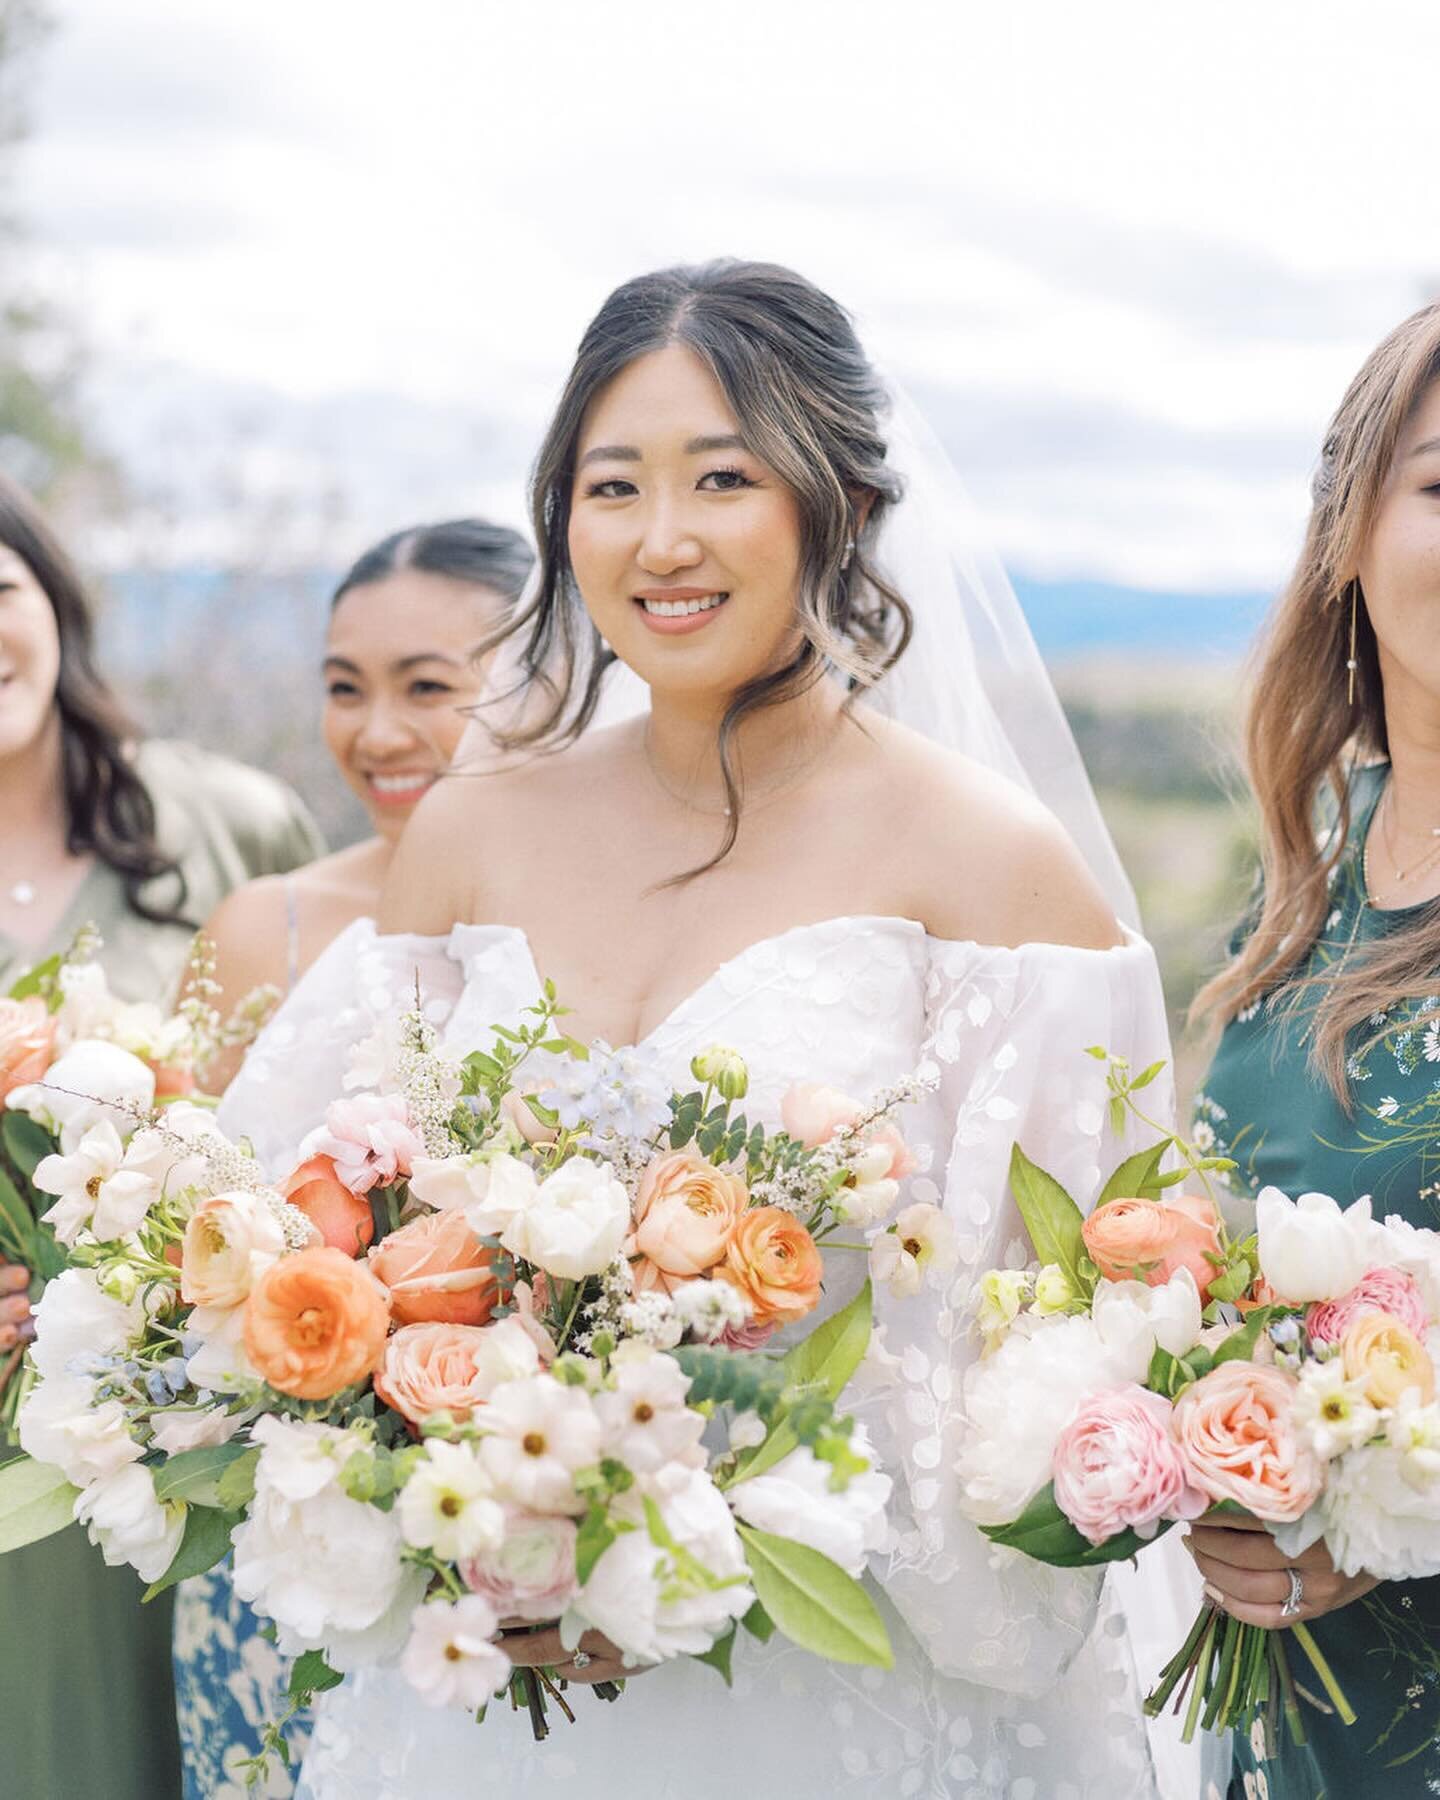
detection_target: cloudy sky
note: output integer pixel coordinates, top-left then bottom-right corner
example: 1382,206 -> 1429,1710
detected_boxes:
17,0 -> 1440,588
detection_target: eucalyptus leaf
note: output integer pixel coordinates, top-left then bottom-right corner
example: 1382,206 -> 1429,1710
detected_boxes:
731,1282 -> 872,1485
737,1525 -> 892,1668
0,1455 -> 78,1553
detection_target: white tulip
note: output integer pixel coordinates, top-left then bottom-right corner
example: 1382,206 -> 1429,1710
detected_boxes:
1256,1187 -> 1377,1304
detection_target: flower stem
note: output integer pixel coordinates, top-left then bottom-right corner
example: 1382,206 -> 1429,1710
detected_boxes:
1271,1631 -> 1307,1748
1288,1621 -> 1358,1727
1182,1610 -> 1219,1744
1145,1601 -> 1213,1718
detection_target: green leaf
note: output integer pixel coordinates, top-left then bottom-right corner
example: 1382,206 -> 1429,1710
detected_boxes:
0,1163 -> 40,1266
289,1647 -> 344,1702
1212,1308 -> 1285,1366
1128,1060 -> 1168,1093
7,951 -> 64,1005
151,1440 -> 255,1507
214,1447 -> 260,1511
2,1112 -> 53,1183
732,1283 -> 873,1485
979,1481 -> 1173,1567
692,1622 -> 737,1685
1097,1141 -> 1170,1207
737,1525 -> 892,1668
0,1455 -> 79,1553
143,1504 -> 240,1599
1009,1146 -> 1088,1294
575,1504 -> 617,1585
740,1599 -> 774,1642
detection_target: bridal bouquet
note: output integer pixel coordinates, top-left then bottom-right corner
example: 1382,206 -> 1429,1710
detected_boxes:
955,1049 -> 1440,1754
0,930 -> 264,1428
0,982 -> 946,1769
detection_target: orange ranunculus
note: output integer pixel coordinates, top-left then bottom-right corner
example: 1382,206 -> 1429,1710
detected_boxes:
243,1245 -> 390,1399
1082,1193 -> 1223,1302
368,1208 -> 497,1327
1342,1310 -> 1437,1410
1172,1362 -> 1323,1523
282,1154 -> 375,1256
0,997 -> 54,1108
628,1148 -> 748,1296
719,1206 -> 823,1329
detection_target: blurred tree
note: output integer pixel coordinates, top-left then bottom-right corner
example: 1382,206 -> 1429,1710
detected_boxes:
0,0 -> 104,498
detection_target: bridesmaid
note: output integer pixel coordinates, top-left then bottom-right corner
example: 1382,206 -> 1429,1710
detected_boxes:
1191,301 -> 1440,1797
172,516 -> 533,1799
0,473 -> 323,1798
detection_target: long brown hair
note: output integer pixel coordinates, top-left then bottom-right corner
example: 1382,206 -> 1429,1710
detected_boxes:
481,259 -> 910,876
1193,300 -> 1440,1094
0,472 -> 189,924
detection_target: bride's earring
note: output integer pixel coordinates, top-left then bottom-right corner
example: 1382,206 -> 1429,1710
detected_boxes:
1346,580 -> 1360,707
840,537 -> 855,571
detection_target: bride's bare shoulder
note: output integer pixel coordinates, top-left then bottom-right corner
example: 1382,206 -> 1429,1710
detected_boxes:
377,728 -> 627,932
864,715 -> 1123,951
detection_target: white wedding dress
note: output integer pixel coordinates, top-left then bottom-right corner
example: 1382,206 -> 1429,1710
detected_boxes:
218,909 -> 1183,1800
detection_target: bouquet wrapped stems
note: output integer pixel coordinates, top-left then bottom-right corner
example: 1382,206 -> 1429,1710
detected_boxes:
1146,1600 -> 1357,1749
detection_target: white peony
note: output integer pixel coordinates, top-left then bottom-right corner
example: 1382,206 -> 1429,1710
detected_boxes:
729,1425 -> 892,1576
398,1441 -> 505,1562
75,1464 -> 185,1583
410,1150 -> 539,1238
1273,1442 -> 1440,1580
401,1596 -> 509,1711
594,1351 -> 706,1474
231,1415 -> 422,1654
477,1374 -> 602,1514
28,1269 -> 142,1383
500,1158 -> 629,1281
1256,1187 -> 1378,1304
1092,1270 -> 1204,1362
563,1463 -> 753,1665
8,1039 -> 155,1152
1386,1394 -> 1440,1489
32,1121 -> 159,1246
956,1310 -> 1151,1526
19,1376 -> 142,1485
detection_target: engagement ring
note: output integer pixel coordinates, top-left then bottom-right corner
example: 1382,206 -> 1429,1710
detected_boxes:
569,1650 -> 593,1671
1280,1567 -> 1305,1618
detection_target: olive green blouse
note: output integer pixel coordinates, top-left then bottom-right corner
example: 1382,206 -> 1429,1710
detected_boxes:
0,738 -> 322,1800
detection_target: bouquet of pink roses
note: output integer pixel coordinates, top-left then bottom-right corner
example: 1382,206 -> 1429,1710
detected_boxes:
0,979 -> 948,1774
955,1049 -> 1440,1755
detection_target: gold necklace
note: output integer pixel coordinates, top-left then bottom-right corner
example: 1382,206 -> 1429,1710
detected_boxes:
1373,784 -> 1440,898
639,720 -> 829,819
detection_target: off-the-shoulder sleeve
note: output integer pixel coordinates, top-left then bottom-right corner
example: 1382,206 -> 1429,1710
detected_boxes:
853,930 -> 1174,1695
216,920 -> 465,1176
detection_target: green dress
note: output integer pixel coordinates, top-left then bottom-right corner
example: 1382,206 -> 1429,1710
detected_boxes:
0,739 -> 322,1800
1200,761 -> 1440,1800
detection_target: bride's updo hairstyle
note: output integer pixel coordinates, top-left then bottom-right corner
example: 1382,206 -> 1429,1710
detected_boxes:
1194,300 -> 1440,1097
488,259 -> 909,866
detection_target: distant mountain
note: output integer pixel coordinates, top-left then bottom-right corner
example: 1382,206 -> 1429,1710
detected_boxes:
94,565 -> 1274,673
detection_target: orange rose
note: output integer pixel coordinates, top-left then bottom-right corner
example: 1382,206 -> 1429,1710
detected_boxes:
720,1206 -> 823,1329
244,1246 -> 391,1399
1082,1193 -> 1223,1301
0,997 -> 54,1108
1172,1362 -> 1323,1522
368,1208 -> 498,1326
628,1149 -> 748,1296
1342,1310 -> 1437,1409
282,1154 -> 375,1256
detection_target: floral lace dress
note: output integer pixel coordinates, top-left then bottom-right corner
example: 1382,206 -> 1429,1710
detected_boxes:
214,913 -> 1180,1800
1198,762 -> 1440,1800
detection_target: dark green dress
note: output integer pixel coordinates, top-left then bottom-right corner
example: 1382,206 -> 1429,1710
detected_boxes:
1200,761 -> 1440,1800
0,740 -> 322,1800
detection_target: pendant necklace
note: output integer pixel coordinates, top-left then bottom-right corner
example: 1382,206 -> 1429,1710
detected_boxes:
5,880 -> 36,907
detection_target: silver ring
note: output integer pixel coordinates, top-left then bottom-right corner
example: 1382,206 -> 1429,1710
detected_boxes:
569,1649 -> 593,1670
1280,1567 -> 1304,1618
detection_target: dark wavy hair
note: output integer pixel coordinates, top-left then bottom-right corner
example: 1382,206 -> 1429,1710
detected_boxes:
0,472 -> 189,924
331,517 -> 534,612
484,258 -> 910,874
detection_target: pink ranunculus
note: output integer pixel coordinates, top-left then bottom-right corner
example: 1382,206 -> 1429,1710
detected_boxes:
1307,1266 -> 1429,1345
1172,1362 -> 1324,1522
461,1509 -> 578,1622
780,1082 -> 863,1149
1052,1384 -> 1207,1546
305,1093 -> 426,1195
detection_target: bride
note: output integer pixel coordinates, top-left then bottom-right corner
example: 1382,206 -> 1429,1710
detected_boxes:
222,260 -> 1179,1798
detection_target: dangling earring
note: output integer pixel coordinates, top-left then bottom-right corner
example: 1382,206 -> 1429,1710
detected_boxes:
840,537 -> 855,571
1346,580 -> 1360,706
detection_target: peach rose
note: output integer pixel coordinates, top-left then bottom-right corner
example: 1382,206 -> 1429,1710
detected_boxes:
628,1149 -> 748,1296
0,997 -> 54,1108
1082,1194 -> 1223,1301
1341,1310 -> 1436,1410
243,1245 -> 391,1399
781,1082 -> 862,1148
369,1208 -> 497,1327
719,1206 -> 823,1328
1172,1362 -> 1324,1522
282,1154 -> 375,1256
374,1316 -> 547,1426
